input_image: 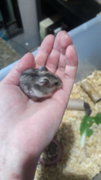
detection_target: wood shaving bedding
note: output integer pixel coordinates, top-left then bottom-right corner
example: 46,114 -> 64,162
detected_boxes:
35,71 -> 101,180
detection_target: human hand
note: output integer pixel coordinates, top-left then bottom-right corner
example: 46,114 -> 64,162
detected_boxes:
0,31 -> 78,180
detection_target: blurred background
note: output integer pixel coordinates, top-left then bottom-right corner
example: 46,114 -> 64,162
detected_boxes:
0,0 -> 101,68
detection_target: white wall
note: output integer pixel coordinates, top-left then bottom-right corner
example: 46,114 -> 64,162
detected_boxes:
17,0 -> 40,49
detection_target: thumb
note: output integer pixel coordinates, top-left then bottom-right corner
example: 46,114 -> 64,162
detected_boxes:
2,53 -> 35,85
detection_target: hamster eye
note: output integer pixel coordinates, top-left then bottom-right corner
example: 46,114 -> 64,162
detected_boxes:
43,79 -> 50,86
39,78 -> 50,86
54,82 -> 59,86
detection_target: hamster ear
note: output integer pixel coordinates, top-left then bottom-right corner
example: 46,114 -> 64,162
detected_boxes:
39,77 -> 50,86
39,66 -> 48,72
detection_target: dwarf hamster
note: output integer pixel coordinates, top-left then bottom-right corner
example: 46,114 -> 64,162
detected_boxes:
19,66 -> 62,100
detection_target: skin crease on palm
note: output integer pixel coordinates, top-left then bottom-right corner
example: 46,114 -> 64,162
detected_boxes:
0,31 -> 78,180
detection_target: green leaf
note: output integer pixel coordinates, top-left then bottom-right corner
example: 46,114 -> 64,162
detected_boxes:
80,115 -> 94,135
94,113 -> 101,124
86,128 -> 93,137
80,113 -> 101,147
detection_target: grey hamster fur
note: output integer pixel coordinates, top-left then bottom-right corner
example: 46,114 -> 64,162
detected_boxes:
19,66 -> 62,100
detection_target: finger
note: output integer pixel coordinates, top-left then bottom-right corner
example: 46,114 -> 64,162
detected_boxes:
46,31 -> 72,73
56,44 -> 78,77
66,45 -> 78,66
63,45 -> 78,92
64,45 -> 78,79
53,31 -> 72,54
35,34 -> 55,67
46,49 -> 60,73
2,53 -> 35,85
52,45 -> 78,104
56,54 -> 66,77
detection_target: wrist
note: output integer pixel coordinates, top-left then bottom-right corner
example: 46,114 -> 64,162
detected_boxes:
0,142 -> 38,180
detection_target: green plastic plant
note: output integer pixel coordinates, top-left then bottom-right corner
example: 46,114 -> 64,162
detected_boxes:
80,113 -> 101,147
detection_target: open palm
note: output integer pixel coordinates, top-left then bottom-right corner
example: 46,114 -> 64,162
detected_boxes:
0,31 -> 78,161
